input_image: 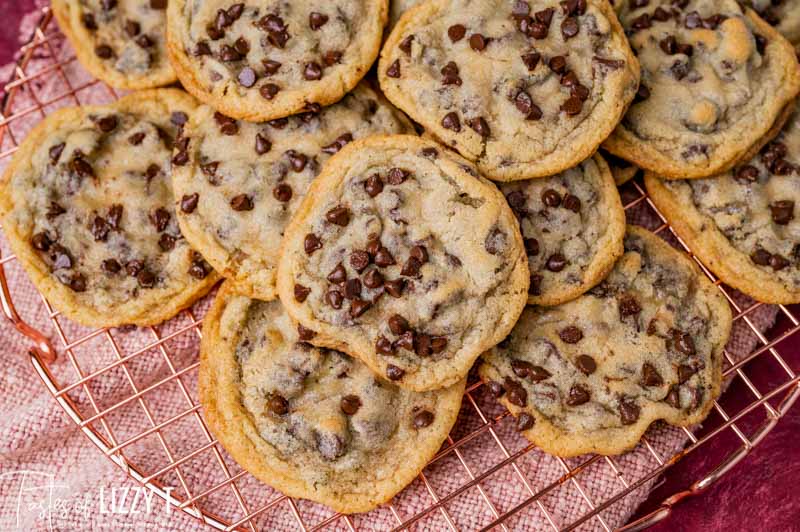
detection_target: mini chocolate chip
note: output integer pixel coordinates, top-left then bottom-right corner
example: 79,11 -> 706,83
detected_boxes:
541,189 -> 561,207
230,194 -> 253,211
448,24 -> 466,41
469,33 -> 487,51
413,410 -> 434,428
126,259 -> 144,277
260,83 -> 281,100
546,254 -> 567,272
340,395 -> 361,415
254,133 -> 272,155
214,113 -> 239,135
386,364 -> 405,381
273,184 -> 292,202
388,314 -> 410,335
386,60 -> 401,78
159,234 -> 176,252
365,174 -> 384,197
677,364 -> 696,384
70,157 -> 95,178
504,377 -> 527,407
374,247 -> 396,268
238,67 -> 257,87
149,207 -> 170,233
575,355 -> 596,375
618,294 -> 642,318
363,268 -> 384,289
287,151 -> 308,172
516,413 -> 535,431
294,284 -> 311,302
619,399 -> 640,425
469,117 -> 490,137
441,61 -> 462,86
188,253 -> 212,280
268,394 -> 289,415
322,133 -> 353,154
309,12 -> 329,30
304,62 -> 323,81
442,112 -> 461,132
102,259 -> 121,274
642,363 -> 663,386
384,279 -> 406,297
326,206 -> 350,226
137,269 -> 156,288
349,298 -> 371,318
344,278 -> 362,300
566,385 -> 590,406
562,194 -> 581,213
304,233 -> 322,255
559,326 -> 583,344
376,336 -> 395,355
635,84 -> 651,103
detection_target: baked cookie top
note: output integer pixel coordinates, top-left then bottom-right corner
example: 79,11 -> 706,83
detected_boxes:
646,102 -> 800,304
277,135 -> 529,391
172,83 -> 413,302
379,0 -> 640,181
0,90 -> 218,328
747,0 -> 800,45
52,0 -> 176,89
479,226 -> 732,457
199,284 -> 464,513
500,154 -> 625,306
604,0 -> 800,179
167,0 -> 389,122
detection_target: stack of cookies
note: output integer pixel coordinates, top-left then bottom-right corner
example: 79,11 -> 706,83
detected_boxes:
2,0 -> 798,515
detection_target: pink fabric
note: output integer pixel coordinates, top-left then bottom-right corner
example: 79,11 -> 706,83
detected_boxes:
0,3 -> 794,531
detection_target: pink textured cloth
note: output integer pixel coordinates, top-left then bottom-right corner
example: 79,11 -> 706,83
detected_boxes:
0,4 -> 786,531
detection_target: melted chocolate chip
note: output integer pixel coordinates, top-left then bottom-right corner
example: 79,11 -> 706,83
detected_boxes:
511,359 -> 551,382
575,355 -> 596,375
268,394 -> 289,415
566,385 -> 590,406
559,326 -> 583,344
546,254 -> 567,272
349,298 -> 371,318
304,233 -> 322,255
340,395 -> 361,415
642,363 -> 664,386
619,399 -> 640,425
413,410 -> 435,429
448,24 -> 466,41
386,364 -> 405,381
309,12 -> 329,30
294,284 -> 311,302
327,263 -> 347,284
770,201 -> 795,225
386,59 -> 401,78
516,413 -> 535,431
325,206 -> 351,226
363,268 -> 384,289
442,112 -> 461,132
230,194 -> 253,211
504,377 -> 527,407
384,279 -> 406,298
273,184 -> 292,202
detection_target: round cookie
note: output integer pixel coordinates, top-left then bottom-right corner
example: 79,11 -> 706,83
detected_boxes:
52,0 -> 176,89
603,0 -> 800,180
747,0 -> 800,45
500,154 -> 626,306
0,90 -> 219,328
277,135 -> 529,392
479,226 -> 732,457
199,284 -> 465,513
172,83 -> 413,302
166,0 -> 389,122
379,0 -> 640,181
646,101 -> 800,304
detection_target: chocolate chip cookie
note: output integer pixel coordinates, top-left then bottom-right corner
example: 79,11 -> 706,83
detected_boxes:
277,135 -> 529,391
200,283 -> 464,513
172,83 -> 413,302
53,0 -> 176,89
501,154 -> 626,306
646,100 -> 800,304
479,226 -> 732,457
746,0 -> 800,45
379,0 -> 640,181
604,0 -> 800,179
0,90 -> 219,328
166,1 -> 389,122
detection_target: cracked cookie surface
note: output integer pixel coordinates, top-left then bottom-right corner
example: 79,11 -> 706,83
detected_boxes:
604,0 -> 800,179
646,100 -> 800,304
0,90 -> 219,327
379,0 -> 640,181
199,284 -> 464,513
500,153 -> 625,306
167,0 -> 388,122
277,135 -> 529,391
479,226 -> 732,457
173,83 -> 413,302
53,0 -> 176,89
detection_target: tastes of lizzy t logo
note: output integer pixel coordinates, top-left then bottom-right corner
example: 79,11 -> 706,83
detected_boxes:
0,470 -> 174,530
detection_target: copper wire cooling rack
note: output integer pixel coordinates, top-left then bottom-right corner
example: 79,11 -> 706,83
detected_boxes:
2,7 -> 800,531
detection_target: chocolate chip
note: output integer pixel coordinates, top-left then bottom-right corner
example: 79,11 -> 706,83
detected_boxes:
487,381 -> 505,397
194,42 -> 212,56
410,246 -> 428,264
388,314 -> 410,335
575,355 -> 596,375
188,253 -> 212,280
469,34 -> 488,51
325,206 -> 350,226
642,363 -> 663,386
566,385 -> 590,406
89,215 -> 110,242
350,250 -> 371,273
665,385 -> 681,408
304,233 -> 322,255
618,294 -> 641,318
485,228 -> 507,255
137,269 -> 157,288
322,133 -> 353,155
548,55 -> 567,74
469,117 -> 490,137
102,259 -> 121,274
349,298 -> 371,318
771,254 -> 790,270
287,151 -> 307,172
514,91 -> 543,120
83,13 -> 98,30
309,12 -> 329,30
562,194 -> 581,213
401,257 -> 422,278
559,326 -> 583,344
150,0 -> 166,8
413,410 -> 435,429
770,201 -> 795,225
546,254 -> 567,272
521,52 -> 541,70
394,331 -> 415,352
326,289 -> 343,309
511,359 -> 551,382
670,329 -> 696,355
49,143 -> 65,165
561,17 -> 579,39
561,96 -> 583,116
431,337 -> 448,354
386,364 -> 405,381
46,201 -> 66,220
294,284 -> 311,302
735,165 -> 759,182
751,248 -> 772,266
376,336 -> 395,355
448,24 -> 466,41
273,183 -> 292,203
521,238 -> 539,257
619,399 -> 640,425
677,364 -> 696,384
262,59 -> 281,75
31,232 -> 52,251
95,45 -> 113,59
344,279 -> 362,300
214,113 -> 239,135
159,234 -> 176,252
384,279 -> 406,298
238,67 -> 257,87
268,394 -> 289,415
363,268 -> 384,289
304,62 -> 323,81
541,189 -> 561,207
442,112 -> 461,132
135,34 -> 154,48
399,35 -> 414,55
148,207 -> 170,233
365,174 -> 384,197
260,83 -> 281,100
70,157 -> 94,178
516,413 -> 535,431
327,263 -> 347,284
97,115 -> 117,132
374,247 -> 396,268
230,194 -> 253,211
340,395 -> 361,415
441,62 -> 462,86
67,274 -> 87,292
504,377 -> 527,407
386,59 -> 401,78
635,84 -> 650,103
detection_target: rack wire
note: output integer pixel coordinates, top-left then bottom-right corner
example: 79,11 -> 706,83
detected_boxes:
1,7 -> 799,531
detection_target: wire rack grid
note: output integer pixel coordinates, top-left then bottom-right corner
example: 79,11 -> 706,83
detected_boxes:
1,7 -> 799,532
